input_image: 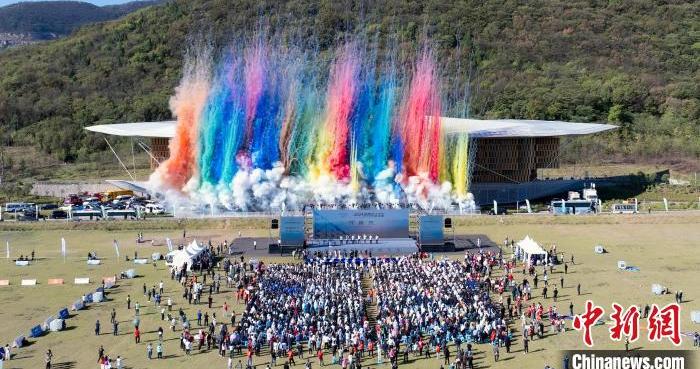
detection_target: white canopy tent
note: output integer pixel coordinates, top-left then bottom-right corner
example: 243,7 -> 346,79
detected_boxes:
170,240 -> 205,271
516,235 -> 547,264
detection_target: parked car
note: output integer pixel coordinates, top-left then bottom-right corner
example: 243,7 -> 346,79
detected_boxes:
145,203 -> 165,214
50,210 -> 69,219
19,211 -> 39,221
40,204 -> 59,210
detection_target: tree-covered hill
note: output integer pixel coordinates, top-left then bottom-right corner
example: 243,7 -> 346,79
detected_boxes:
0,0 -> 698,168
0,0 -> 163,47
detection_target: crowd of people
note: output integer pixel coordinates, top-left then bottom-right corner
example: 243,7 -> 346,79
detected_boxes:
20,227 -> 697,369
237,261 -> 367,367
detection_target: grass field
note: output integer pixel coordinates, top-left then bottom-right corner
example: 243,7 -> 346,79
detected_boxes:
0,215 -> 699,369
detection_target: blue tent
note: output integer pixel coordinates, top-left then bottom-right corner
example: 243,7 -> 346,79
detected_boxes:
29,325 -> 44,338
57,308 -> 69,320
13,336 -> 25,348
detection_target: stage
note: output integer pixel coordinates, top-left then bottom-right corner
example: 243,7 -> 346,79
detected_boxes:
306,238 -> 418,255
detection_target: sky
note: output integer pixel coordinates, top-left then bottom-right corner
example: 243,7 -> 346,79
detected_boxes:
0,0 -> 133,6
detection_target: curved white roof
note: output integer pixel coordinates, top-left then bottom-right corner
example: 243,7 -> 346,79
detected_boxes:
441,117 -> 617,137
86,118 -> 616,139
86,121 -> 177,138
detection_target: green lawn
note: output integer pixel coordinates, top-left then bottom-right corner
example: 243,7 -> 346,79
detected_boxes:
0,216 -> 699,369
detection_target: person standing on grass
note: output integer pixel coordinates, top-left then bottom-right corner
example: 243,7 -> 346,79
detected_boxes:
113,320 -> 118,336
577,283 -> 581,296
147,343 -> 153,359
95,320 -> 100,335
134,326 -> 141,344
523,335 -> 529,353
157,342 -> 163,359
126,295 -> 131,310
116,356 -> 122,369
45,349 -> 52,369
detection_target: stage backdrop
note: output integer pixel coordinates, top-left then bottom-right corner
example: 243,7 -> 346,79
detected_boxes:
280,216 -> 306,246
313,209 -> 409,238
419,215 -> 444,245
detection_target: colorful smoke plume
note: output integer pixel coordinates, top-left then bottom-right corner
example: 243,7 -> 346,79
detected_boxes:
150,39 -> 474,212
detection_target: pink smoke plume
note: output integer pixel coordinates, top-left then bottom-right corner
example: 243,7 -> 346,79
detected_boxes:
400,51 -> 441,182
324,46 -> 358,180
243,42 -> 266,150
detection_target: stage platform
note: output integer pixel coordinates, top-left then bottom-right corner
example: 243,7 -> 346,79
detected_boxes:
229,235 -> 499,256
307,238 -> 418,255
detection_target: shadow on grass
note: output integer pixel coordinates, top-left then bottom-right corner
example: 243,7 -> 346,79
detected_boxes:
52,361 -> 77,369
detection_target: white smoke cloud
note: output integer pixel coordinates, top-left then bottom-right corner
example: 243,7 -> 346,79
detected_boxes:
148,161 -> 477,215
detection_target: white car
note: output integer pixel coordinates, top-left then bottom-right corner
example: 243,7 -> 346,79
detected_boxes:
145,203 -> 165,214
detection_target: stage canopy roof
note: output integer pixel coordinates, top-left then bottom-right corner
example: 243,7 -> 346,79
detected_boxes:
86,121 -> 177,138
440,117 -> 617,137
86,118 -> 616,139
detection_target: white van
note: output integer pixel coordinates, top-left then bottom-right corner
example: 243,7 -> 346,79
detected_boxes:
145,203 -> 165,214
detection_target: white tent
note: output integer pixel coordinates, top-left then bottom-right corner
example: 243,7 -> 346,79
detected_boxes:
516,235 -> 547,264
170,240 -> 205,271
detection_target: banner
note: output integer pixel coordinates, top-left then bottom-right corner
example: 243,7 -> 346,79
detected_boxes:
280,217 -> 305,246
166,238 -> 174,252
419,215 -> 444,245
313,209 -> 409,238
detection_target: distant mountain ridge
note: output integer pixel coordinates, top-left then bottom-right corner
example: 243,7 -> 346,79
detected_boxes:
0,0 -> 163,48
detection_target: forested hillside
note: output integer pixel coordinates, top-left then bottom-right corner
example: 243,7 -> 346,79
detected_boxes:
0,0 -> 163,48
0,0 -> 698,168
0,1 -> 164,34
